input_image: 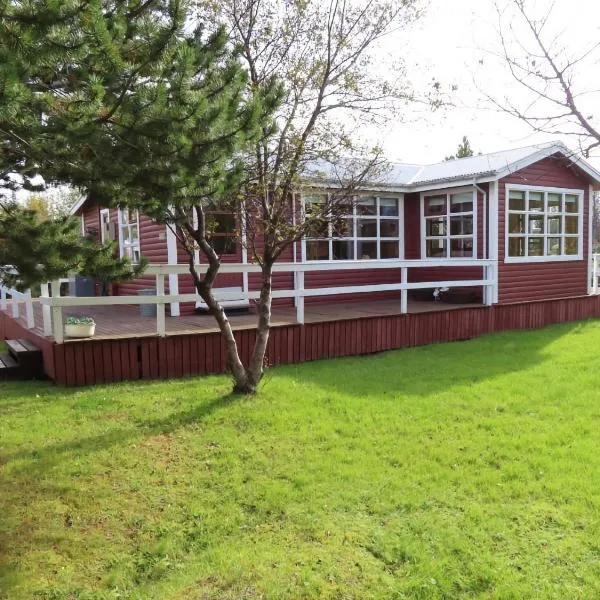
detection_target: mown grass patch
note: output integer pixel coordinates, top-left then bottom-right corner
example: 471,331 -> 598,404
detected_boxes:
1,321 -> 600,598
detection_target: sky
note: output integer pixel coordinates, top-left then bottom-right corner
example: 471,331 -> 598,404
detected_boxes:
373,0 -> 600,169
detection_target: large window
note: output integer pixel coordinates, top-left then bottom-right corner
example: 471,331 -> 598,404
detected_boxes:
118,208 -> 141,264
208,212 -> 237,255
506,186 -> 583,261
421,189 -> 476,258
303,195 -> 403,261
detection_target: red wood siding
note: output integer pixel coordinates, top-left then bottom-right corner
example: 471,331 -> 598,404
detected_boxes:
16,294 -> 600,386
498,155 -> 591,303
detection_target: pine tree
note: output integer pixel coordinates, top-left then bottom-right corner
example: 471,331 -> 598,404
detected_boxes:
0,0 -> 282,393
445,136 -> 475,161
0,202 -> 145,290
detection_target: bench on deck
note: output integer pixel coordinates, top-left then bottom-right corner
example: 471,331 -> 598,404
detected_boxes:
195,286 -> 250,313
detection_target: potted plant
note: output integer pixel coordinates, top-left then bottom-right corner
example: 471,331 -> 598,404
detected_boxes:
64,316 -> 96,338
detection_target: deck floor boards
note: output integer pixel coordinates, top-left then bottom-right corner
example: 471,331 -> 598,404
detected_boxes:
3,297 -> 479,343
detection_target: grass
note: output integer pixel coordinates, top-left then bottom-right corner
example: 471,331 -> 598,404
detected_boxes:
2,321 -> 600,599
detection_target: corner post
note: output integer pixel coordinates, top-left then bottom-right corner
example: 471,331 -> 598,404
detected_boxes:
51,280 -> 64,344
11,289 -> 19,319
488,180 -> 499,303
40,283 -> 53,337
165,223 -> 180,317
401,267 -> 408,314
24,289 -> 34,329
484,264 -> 494,305
0,286 -> 6,311
296,269 -> 305,324
156,273 -> 166,337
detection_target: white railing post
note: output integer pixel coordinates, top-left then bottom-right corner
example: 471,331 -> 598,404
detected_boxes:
593,254 -> 599,294
24,289 -> 34,329
156,273 -> 166,337
296,270 -> 305,324
401,267 -> 408,314
484,264 -> 493,306
0,285 -> 6,311
40,283 -> 53,337
51,279 -> 64,344
11,289 -> 19,319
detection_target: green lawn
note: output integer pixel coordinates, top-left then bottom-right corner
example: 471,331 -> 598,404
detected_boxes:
2,322 -> 600,599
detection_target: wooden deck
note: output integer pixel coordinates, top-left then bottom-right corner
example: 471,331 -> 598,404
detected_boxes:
15,297 -> 480,342
2,294 -> 600,386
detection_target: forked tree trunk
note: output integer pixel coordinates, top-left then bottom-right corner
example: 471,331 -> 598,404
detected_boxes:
188,261 -> 274,395
246,265 -> 273,390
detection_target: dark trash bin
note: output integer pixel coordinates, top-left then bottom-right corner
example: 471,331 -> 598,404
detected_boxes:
137,289 -> 157,317
70,275 -> 96,297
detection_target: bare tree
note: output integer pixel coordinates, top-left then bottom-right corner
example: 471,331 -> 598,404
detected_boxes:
490,0 -> 600,158
185,0 -> 430,393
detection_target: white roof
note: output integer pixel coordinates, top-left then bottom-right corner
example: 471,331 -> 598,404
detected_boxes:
304,141 -> 600,191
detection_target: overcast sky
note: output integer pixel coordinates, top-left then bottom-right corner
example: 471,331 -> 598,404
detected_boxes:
374,0 -> 600,169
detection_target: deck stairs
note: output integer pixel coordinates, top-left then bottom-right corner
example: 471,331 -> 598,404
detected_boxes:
0,339 -> 44,380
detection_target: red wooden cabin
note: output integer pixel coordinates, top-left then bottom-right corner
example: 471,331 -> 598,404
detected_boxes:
2,140 -> 600,385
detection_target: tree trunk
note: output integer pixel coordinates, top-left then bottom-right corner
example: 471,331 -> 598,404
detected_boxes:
246,263 -> 273,391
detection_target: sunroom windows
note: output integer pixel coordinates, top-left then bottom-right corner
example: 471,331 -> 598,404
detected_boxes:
422,189 -> 476,258
303,195 -> 403,261
118,208 -> 141,264
506,186 -> 583,261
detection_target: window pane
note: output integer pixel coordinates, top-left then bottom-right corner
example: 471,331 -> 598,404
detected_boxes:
132,249 -> 141,264
565,237 -> 578,255
214,214 -> 235,234
547,193 -> 561,213
509,190 -> 525,211
528,191 -> 544,212
509,236 -> 526,257
306,218 -> 329,238
123,227 -> 131,243
528,215 -> 544,234
357,197 -> 377,215
450,238 -> 473,257
565,194 -> 579,213
450,216 -> 473,236
380,241 -> 399,259
547,237 -> 561,256
425,217 -> 446,237
450,192 -> 473,213
357,241 -> 377,259
380,220 -> 400,237
120,208 -> 129,225
357,219 -> 377,237
424,196 -> 446,216
332,218 -> 353,237
528,237 -> 543,256
565,216 -> 578,234
306,240 -> 329,260
332,240 -> 354,260
379,198 -> 398,216
547,216 -> 561,234
213,236 -> 236,255
426,239 -> 447,258
509,213 -> 525,234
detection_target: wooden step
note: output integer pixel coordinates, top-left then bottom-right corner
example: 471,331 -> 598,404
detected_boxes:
0,352 -> 20,379
3,339 -> 44,379
6,338 -> 41,359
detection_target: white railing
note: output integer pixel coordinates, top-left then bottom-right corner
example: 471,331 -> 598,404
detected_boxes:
53,259 -> 496,343
2,260 -> 497,343
0,284 -> 35,329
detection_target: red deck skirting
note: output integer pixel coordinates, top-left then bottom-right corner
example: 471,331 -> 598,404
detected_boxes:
2,295 -> 600,386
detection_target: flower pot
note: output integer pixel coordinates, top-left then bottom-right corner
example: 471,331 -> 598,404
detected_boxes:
64,323 -> 96,338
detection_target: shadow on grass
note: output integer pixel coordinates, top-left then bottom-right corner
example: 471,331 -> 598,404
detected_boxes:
279,321 -> 581,399
0,389 -> 239,595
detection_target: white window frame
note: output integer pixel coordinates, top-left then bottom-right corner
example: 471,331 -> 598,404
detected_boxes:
420,186 -> 478,260
504,184 -> 584,263
301,193 -> 405,262
99,208 -> 111,243
117,207 -> 141,264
